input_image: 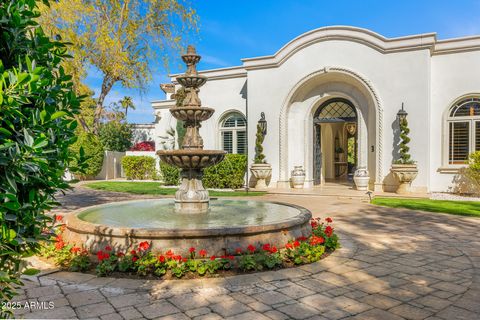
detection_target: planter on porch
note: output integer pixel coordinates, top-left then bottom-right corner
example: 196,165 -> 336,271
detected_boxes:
290,166 -> 306,188
250,163 -> 272,189
391,164 -> 418,194
353,168 -> 369,191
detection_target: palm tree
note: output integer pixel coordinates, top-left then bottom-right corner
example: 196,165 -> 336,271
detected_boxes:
120,96 -> 135,118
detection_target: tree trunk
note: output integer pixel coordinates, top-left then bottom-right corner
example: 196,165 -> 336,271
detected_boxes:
93,77 -> 114,133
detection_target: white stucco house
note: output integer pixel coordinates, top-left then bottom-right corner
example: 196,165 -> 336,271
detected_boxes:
146,26 -> 480,193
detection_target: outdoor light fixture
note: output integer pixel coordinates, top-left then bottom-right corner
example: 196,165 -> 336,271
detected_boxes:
258,112 -> 267,136
397,102 -> 408,123
345,122 -> 356,135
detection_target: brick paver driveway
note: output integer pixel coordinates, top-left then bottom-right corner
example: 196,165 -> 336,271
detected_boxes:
13,185 -> 480,319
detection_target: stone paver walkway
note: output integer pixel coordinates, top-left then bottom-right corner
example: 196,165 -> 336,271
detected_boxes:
13,185 -> 480,319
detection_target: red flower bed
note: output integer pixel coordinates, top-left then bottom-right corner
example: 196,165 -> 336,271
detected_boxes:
130,141 -> 155,151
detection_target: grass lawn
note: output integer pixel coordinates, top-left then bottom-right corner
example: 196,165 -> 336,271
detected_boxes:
371,197 -> 480,217
84,181 -> 266,197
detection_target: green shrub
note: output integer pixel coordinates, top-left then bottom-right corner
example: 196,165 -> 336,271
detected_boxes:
203,154 -> 247,189
0,0 -> 81,315
99,120 -> 133,152
160,161 -> 180,185
70,132 -> 105,179
122,156 -> 157,180
466,151 -> 480,192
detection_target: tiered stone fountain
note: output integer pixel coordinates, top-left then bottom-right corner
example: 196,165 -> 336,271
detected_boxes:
63,47 -> 312,255
157,45 -> 226,214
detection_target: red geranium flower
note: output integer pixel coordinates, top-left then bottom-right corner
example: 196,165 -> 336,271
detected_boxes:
228,255 -> 235,260
325,226 -> 333,237
117,252 -> 125,257
174,255 -> 182,261
182,258 -> 188,263
199,249 -> 207,257
55,235 -> 63,242
70,247 -> 81,253
55,215 -> 63,222
247,244 -> 256,253
189,247 -> 196,253
165,249 -> 174,258
132,256 -> 138,262
105,245 -> 112,251
297,236 -> 307,241
325,217 -> 333,223
262,243 -> 271,252
130,250 -> 137,255
285,242 -> 293,249
270,246 -> 278,253
97,250 -> 109,261
138,241 -> 150,251
55,241 -> 65,250
310,235 -> 325,246
310,220 -> 318,229
235,248 -> 242,254
210,255 -> 216,261
158,255 -> 166,263
293,240 -> 300,248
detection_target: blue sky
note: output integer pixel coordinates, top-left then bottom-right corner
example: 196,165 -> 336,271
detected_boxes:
84,0 -> 480,124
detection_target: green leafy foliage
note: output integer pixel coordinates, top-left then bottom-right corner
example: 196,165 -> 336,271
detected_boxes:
466,151 -> 480,192
69,132 -> 105,178
99,121 -> 133,152
160,161 -> 180,185
203,154 -> 247,189
394,118 -> 415,164
122,156 -> 157,180
254,124 -> 266,164
0,0 -> 82,315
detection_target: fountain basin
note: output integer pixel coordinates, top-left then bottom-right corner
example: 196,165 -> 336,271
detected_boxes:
170,107 -> 215,122
157,149 -> 226,170
63,199 -> 312,255
176,75 -> 207,88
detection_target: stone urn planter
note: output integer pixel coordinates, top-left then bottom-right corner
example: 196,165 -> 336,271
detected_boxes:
250,163 -> 272,189
353,168 -> 369,191
391,164 -> 418,194
290,166 -> 306,189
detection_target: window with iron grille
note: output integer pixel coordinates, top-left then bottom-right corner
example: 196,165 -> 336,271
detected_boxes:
447,97 -> 480,164
220,112 -> 246,154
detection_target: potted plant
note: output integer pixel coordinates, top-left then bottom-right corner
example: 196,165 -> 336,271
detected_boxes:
391,108 -> 418,193
353,168 -> 369,191
250,122 -> 271,189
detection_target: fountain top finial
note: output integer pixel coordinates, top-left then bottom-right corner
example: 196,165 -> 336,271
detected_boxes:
182,45 -> 201,76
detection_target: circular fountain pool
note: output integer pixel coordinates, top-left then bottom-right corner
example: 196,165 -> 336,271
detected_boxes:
64,199 -> 311,255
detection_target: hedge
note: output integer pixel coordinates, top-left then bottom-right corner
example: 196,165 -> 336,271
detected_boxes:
204,154 -> 247,189
122,156 -> 157,180
160,154 -> 247,189
70,132 -> 105,179
160,161 -> 180,185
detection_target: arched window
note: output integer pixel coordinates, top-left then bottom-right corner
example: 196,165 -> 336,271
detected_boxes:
447,97 -> 480,164
220,112 -> 246,154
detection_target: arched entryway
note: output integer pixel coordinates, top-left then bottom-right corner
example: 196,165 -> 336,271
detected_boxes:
278,67 -> 383,190
313,98 -> 358,185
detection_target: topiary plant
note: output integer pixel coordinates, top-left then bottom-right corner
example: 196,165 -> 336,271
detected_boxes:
254,124 -> 266,164
394,117 -> 415,164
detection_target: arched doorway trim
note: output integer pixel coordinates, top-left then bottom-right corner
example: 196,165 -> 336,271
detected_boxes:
279,67 -> 384,187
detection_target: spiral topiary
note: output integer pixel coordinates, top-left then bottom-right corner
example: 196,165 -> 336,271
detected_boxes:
254,124 -> 266,164
395,117 -> 415,164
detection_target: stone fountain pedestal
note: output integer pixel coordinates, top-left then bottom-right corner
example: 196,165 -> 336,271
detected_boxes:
157,45 -> 226,213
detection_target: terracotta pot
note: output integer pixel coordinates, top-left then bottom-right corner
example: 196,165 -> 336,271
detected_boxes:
290,166 -> 306,189
391,163 -> 418,194
250,163 -> 272,189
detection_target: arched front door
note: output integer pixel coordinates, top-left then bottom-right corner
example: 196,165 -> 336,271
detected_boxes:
313,98 -> 358,185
